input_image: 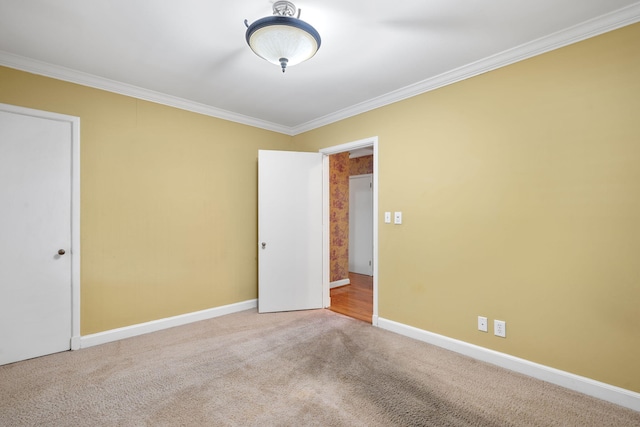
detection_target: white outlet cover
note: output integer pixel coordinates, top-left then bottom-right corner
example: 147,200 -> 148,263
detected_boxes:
494,320 -> 506,338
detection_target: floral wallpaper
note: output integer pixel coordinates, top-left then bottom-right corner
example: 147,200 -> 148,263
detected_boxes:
350,155 -> 373,176
329,154 -> 375,283
329,152 -> 350,282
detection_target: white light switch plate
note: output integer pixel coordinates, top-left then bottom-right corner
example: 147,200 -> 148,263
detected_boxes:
384,212 -> 391,223
478,316 -> 488,332
394,212 -> 402,224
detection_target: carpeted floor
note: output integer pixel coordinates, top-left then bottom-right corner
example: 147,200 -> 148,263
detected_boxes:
1,309 -> 638,426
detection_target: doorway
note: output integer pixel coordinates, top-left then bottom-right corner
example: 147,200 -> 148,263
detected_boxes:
320,137 -> 378,325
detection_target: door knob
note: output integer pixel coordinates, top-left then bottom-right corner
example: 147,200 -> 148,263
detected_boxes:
261,242 -> 266,249
58,249 -> 66,255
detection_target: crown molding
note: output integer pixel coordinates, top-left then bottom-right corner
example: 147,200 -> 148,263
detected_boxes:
291,2 -> 640,135
1,3 -> 639,137
0,51 -> 294,135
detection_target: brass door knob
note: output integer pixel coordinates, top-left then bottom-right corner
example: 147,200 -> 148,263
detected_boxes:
58,249 -> 66,255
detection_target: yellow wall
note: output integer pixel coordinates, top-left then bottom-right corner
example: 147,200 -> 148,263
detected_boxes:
293,23 -> 640,392
0,66 -> 293,334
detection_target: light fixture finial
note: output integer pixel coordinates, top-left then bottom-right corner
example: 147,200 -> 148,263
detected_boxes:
279,58 -> 288,73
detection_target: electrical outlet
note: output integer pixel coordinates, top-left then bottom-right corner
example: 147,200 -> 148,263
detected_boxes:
478,316 -> 488,332
494,320 -> 506,338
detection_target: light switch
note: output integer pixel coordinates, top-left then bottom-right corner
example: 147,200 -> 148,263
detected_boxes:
384,212 -> 391,223
394,212 -> 402,224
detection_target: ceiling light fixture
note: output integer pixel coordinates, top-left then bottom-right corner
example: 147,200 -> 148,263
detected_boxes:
244,1 -> 321,73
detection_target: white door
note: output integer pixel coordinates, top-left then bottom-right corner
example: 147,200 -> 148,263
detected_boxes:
349,174 -> 373,275
0,108 -> 72,365
258,150 -> 323,313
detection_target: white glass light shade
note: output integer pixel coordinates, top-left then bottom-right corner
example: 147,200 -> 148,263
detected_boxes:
246,16 -> 321,71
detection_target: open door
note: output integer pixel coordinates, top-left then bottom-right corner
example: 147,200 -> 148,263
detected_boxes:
258,150 -> 323,313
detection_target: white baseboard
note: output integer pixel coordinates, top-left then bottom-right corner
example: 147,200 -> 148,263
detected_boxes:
79,299 -> 257,349
70,336 -> 81,350
377,317 -> 640,412
330,278 -> 350,289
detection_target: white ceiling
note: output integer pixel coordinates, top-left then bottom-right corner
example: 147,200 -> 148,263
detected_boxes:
1,1 -> 639,135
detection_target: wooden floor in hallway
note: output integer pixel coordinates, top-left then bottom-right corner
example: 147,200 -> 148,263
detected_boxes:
329,272 -> 373,323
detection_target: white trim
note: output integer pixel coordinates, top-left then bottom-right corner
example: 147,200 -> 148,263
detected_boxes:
71,112 -> 81,351
372,142 -> 379,323
0,103 -> 81,351
350,173 -> 373,179
320,137 -> 379,322
330,278 -> 350,289
2,5 -> 638,137
0,51 -> 292,136
291,3 -> 640,135
319,137 -> 379,156
377,317 -> 640,412
80,299 -> 257,349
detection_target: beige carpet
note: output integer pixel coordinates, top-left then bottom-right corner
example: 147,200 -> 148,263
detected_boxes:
1,309 -> 638,426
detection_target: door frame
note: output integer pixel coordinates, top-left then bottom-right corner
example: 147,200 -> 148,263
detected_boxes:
0,103 -> 81,350
319,136 -> 378,325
